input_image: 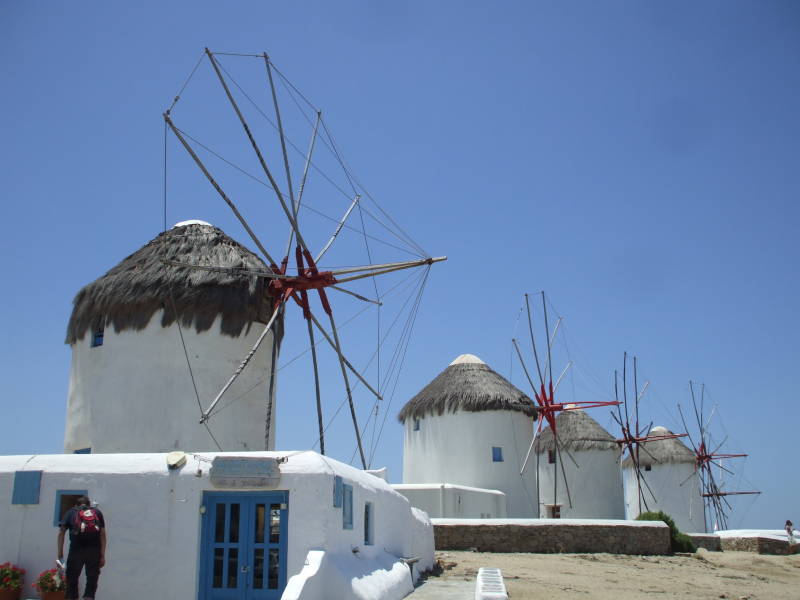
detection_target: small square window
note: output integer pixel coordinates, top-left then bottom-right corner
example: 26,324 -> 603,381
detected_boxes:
364,502 -> 373,545
492,447 -> 503,462
644,464 -> 652,472
12,471 -> 42,505
333,476 -> 343,508
73,448 -> 91,454
91,326 -> 104,348
342,484 -> 353,530
548,449 -> 556,464
54,490 -> 88,526
547,505 -> 561,519
413,419 -> 420,431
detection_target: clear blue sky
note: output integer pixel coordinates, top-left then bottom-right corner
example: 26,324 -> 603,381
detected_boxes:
2,1 -> 798,529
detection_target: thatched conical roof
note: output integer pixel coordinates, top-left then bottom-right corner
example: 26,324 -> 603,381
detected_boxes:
66,221 -> 280,344
535,408 -> 618,452
621,426 -> 695,468
397,354 -> 537,423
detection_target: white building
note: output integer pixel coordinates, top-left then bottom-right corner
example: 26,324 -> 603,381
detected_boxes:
0,451 -> 433,600
622,426 -> 705,533
64,221 -> 283,454
534,409 -> 625,519
395,354 -> 539,518
0,221 -> 436,600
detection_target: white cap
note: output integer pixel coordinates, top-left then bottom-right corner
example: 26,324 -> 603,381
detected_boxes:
173,219 -> 212,228
449,354 -> 486,366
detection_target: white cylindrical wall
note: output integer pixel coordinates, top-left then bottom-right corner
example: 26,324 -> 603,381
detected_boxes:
392,484 -> 508,519
402,410 -> 537,517
623,463 -> 705,533
536,448 -> 625,519
65,310 -> 279,453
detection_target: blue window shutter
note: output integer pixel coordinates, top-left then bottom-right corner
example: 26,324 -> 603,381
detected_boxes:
333,476 -> 343,508
12,471 -> 43,504
364,502 -> 373,545
492,447 -> 503,462
342,484 -> 353,529
91,326 -> 104,347
73,448 -> 91,454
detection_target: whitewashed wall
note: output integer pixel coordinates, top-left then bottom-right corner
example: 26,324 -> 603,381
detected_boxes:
392,483 -> 508,518
623,462 -> 705,533
536,447 -> 625,519
0,451 -> 433,600
402,409 -> 537,517
65,310 -> 279,454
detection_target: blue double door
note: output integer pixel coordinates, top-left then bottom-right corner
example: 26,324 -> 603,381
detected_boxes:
199,491 -> 288,600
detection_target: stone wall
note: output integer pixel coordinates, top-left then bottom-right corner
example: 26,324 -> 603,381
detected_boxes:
720,537 -> 799,555
688,533 -> 721,551
432,519 -> 671,555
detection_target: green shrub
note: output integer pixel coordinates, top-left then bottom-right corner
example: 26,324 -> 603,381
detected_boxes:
636,510 -> 697,553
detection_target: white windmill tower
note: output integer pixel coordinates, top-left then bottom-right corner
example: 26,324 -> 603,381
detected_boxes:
66,49 -> 445,464
512,292 -> 621,518
398,354 -> 539,517
535,408 -> 624,519
64,220 -> 283,454
621,426 -> 705,532
613,353 -> 703,532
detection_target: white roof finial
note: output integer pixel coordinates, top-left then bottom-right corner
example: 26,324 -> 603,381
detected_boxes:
173,219 -> 212,228
449,354 -> 486,366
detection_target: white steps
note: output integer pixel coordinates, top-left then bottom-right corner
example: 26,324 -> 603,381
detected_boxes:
475,567 -> 508,600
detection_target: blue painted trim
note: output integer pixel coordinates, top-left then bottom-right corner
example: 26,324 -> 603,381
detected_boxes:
53,489 -> 88,526
342,484 -> 353,530
364,502 -> 373,545
12,471 -> 42,505
333,475 -> 343,508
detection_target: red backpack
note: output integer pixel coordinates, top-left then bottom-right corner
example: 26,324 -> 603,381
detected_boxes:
73,507 -> 101,540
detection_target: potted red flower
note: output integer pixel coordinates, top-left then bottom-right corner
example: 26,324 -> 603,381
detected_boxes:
33,568 -> 65,600
0,562 -> 25,600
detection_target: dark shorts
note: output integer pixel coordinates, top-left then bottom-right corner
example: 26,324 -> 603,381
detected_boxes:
66,545 -> 101,599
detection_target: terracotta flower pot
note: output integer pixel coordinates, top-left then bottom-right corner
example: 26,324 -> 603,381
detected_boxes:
40,591 -> 66,600
0,588 -> 21,600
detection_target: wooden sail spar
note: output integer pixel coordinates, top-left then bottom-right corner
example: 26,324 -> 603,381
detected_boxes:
162,49 -> 446,467
514,291 -> 620,513
678,381 -> 760,531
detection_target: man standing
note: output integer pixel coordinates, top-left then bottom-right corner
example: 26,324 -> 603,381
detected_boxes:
57,495 -> 107,600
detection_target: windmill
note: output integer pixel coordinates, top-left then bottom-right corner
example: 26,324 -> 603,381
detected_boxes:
513,291 -> 620,517
678,381 -> 760,531
161,49 -> 445,468
611,352 -> 689,516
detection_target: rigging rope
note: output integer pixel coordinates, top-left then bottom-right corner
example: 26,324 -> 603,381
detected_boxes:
173,124 -> 421,259
311,267 -> 428,453
162,107 -> 222,452
215,56 -> 428,258
167,51 -> 205,114
345,267 -> 429,463
367,266 -> 431,466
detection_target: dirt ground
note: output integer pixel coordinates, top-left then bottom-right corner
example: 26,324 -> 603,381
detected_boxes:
429,549 -> 800,599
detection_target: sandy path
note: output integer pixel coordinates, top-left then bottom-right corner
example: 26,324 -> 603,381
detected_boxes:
430,549 -> 800,599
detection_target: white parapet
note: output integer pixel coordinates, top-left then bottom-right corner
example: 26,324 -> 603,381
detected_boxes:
475,567 -> 508,600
